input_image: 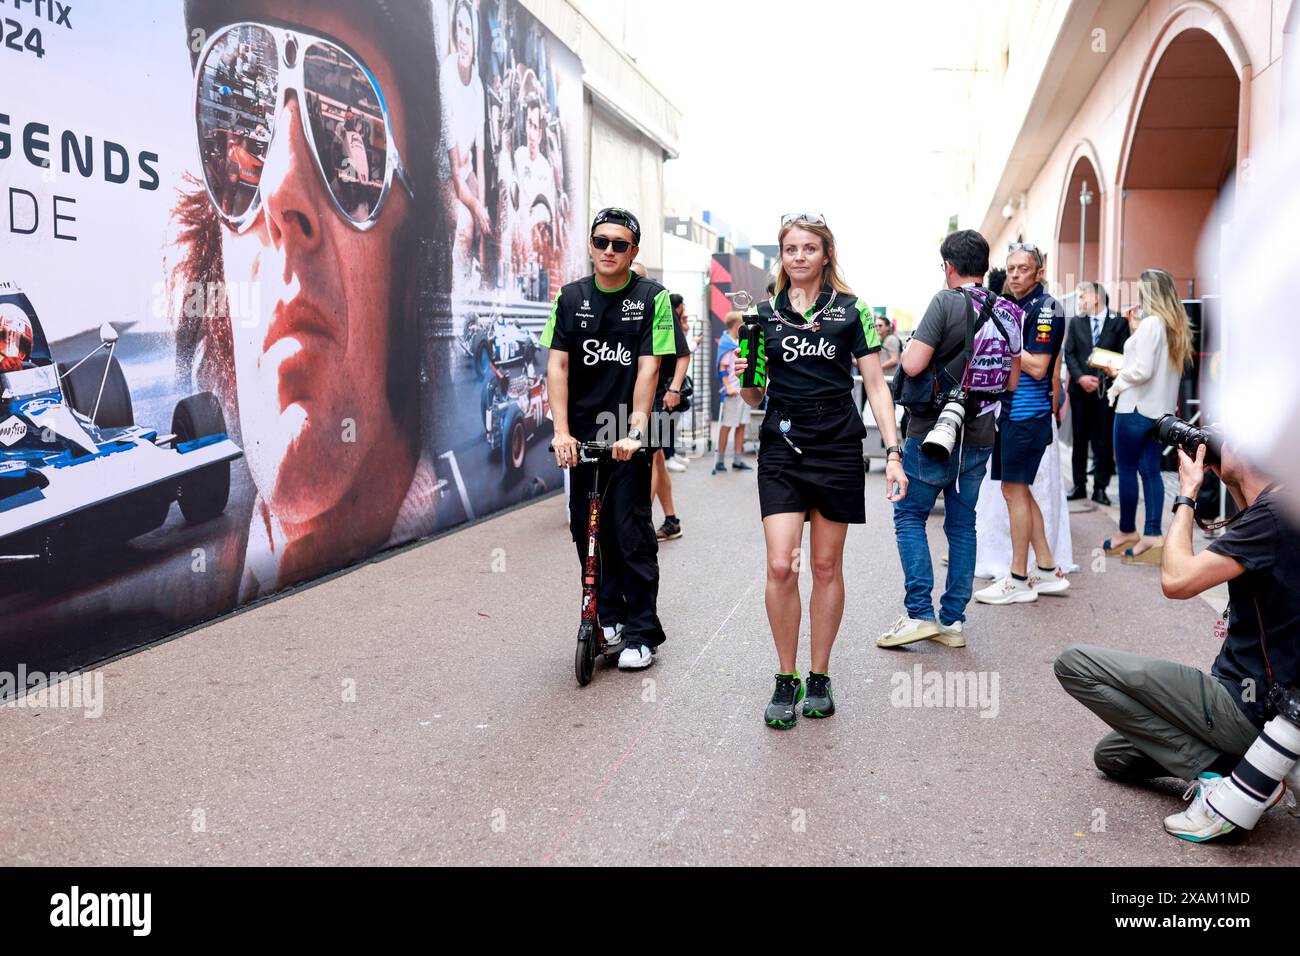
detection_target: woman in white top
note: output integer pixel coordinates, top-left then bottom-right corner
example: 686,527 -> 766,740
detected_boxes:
1099,269 -> 1192,560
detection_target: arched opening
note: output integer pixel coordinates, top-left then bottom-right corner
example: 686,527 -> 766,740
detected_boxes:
1120,27 -> 1239,303
1057,155 -> 1102,293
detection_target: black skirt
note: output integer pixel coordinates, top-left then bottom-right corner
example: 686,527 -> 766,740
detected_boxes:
757,394 -> 867,523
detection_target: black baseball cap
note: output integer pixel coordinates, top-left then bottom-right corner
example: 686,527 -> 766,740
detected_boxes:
591,207 -> 640,246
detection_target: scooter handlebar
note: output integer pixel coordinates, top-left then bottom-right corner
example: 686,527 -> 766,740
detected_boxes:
548,441 -> 649,461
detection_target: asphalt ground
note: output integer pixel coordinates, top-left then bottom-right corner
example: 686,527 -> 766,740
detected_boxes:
1,445 -> 1295,865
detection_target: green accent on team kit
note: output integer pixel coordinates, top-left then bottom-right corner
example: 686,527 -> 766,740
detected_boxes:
857,300 -> 881,349
652,288 -> 675,355
594,273 -> 633,294
539,292 -> 561,348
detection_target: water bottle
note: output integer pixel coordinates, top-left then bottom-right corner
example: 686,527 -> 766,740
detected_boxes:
739,319 -> 766,390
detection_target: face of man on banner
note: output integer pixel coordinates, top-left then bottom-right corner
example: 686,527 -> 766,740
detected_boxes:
184,0 -> 432,572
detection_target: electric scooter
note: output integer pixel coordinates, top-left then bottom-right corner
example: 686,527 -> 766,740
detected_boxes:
554,440 -> 646,686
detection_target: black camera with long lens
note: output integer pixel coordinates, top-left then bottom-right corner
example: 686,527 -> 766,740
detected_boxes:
1269,683 -> 1300,725
1153,415 -> 1223,466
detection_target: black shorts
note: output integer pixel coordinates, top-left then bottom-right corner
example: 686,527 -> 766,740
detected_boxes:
992,414 -> 1053,484
757,395 -> 867,524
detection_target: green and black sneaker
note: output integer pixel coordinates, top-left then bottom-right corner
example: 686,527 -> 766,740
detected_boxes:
764,672 -> 804,729
803,672 -> 835,718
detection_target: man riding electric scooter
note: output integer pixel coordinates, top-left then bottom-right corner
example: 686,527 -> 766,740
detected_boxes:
543,208 -> 679,673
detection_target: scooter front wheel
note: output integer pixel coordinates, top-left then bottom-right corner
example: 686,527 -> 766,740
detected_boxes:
575,621 -> 597,686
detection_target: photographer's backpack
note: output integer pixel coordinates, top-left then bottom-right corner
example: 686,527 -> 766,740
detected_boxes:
891,287 -> 1013,413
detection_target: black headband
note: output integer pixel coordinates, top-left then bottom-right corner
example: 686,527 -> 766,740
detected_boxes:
591,207 -> 640,246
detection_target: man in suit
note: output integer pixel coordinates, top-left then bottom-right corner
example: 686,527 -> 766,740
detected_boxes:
1064,281 -> 1129,505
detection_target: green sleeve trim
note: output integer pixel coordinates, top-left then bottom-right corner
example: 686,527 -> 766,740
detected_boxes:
539,292 -> 561,348
652,288 -> 675,355
857,301 -> 881,349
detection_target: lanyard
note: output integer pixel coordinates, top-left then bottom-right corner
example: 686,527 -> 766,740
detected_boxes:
771,290 -> 836,333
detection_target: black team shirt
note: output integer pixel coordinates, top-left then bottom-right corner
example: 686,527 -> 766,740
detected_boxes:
1207,487 -> 1300,728
756,286 -> 880,404
540,273 -> 677,442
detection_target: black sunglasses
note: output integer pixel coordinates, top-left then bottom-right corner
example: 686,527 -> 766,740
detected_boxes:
590,236 -> 631,253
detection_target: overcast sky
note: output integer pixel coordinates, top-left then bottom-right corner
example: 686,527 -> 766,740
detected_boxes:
616,0 -> 978,324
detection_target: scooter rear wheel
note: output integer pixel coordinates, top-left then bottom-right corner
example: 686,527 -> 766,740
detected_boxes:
575,621 -> 597,686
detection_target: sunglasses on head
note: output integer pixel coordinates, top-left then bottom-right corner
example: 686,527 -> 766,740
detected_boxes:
193,22 -> 415,233
1008,242 -> 1045,268
781,212 -> 827,228
590,235 -> 632,253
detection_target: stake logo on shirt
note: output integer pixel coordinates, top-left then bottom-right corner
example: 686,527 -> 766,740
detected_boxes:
782,336 -> 837,363
755,288 -> 880,403
621,299 -> 644,319
582,338 -> 633,366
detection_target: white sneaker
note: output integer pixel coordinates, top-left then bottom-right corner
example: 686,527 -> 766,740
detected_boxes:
665,458 -> 687,472
1029,567 -> 1070,595
932,620 -> 965,648
617,643 -> 654,669
601,624 -> 625,655
974,574 -> 1038,605
877,615 -> 941,648
1164,774 -> 1236,842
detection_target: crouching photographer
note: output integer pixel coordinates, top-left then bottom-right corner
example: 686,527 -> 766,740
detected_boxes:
1055,418 -> 1300,842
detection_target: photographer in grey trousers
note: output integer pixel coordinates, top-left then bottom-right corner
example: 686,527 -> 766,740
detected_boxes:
1054,432 -> 1300,841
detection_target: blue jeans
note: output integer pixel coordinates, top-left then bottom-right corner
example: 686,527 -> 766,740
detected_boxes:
1114,411 -> 1163,536
892,438 -> 992,626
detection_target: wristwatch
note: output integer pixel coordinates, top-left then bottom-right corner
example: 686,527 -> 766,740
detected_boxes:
885,445 -> 902,460
628,427 -> 643,443
1171,495 -> 1196,515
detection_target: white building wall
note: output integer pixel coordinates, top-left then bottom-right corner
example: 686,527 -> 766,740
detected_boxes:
521,0 -> 681,273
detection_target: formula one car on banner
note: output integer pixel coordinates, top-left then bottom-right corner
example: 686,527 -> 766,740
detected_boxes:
460,311 -> 539,379
480,352 -> 550,477
0,281 -> 244,564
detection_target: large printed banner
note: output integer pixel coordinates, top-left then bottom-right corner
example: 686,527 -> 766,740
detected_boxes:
0,0 -> 583,675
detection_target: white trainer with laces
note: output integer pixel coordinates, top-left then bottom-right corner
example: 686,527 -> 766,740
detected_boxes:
1163,773 -> 1285,841
601,623 -> 625,655
974,574 -> 1038,605
1029,566 -> 1070,595
617,643 -> 654,670
932,620 -> 965,648
877,615 -> 941,648
1164,774 -> 1237,842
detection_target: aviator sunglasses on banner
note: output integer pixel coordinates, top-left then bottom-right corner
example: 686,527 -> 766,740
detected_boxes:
193,22 -> 415,232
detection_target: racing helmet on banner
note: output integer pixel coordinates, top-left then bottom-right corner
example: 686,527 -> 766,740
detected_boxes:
0,302 -> 33,373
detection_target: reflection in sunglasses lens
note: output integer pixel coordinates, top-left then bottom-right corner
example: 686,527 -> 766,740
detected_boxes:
304,43 -> 387,222
196,25 -> 278,220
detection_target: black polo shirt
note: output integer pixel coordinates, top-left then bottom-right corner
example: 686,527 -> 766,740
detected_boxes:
1207,487 -> 1300,728
756,287 -> 879,404
540,273 -> 676,442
